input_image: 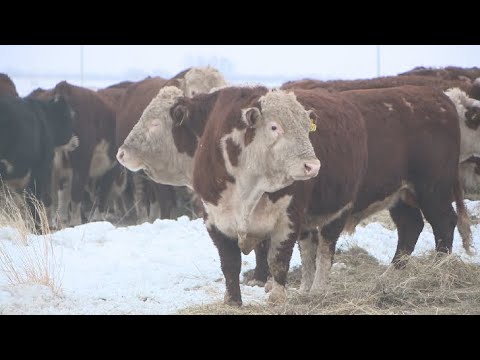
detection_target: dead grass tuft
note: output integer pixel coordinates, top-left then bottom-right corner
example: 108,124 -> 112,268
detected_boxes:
0,184 -> 62,295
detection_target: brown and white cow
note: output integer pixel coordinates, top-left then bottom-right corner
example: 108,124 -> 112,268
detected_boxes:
115,67 -> 227,223
118,85 -> 369,305
282,75 -> 480,198
295,85 -> 474,295
30,81 -> 117,227
0,73 -> 18,97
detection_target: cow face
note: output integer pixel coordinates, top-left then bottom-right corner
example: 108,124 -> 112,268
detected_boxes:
116,86 -> 194,186
236,90 -> 320,192
48,95 -> 76,147
465,106 -> 480,130
182,67 -> 228,97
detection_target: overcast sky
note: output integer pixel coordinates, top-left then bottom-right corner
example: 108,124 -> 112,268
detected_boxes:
1,45 -> 479,96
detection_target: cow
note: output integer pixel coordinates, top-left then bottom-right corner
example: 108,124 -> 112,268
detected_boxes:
0,73 -> 18,97
115,67 -> 228,224
117,85 -> 370,306
0,95 -> 74,228
282,75 -> 480,201
29,81 -> 117,227
294,85 -> 474,295
281,74 -> 475,97
398,66 -> 480,83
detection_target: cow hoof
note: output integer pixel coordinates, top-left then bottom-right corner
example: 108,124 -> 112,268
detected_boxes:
264,278 -> 273,293
267,285 -> 287,306
246,279 -> 266,287
466,246 -> 477,257
223,293 -> 242,307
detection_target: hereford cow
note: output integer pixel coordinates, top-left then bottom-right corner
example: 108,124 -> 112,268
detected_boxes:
398,66 -> 480,82
294,85 -> 474,296
0,73 -> 18,97
115,67 -> 227,223
30,81 -> 117,227
119,86 -> 335,305
0,95 -> 74,228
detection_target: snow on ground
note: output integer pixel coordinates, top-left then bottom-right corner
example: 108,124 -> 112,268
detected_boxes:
1,201 -> 480,315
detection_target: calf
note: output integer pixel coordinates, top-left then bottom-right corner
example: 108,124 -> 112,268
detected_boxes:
0,95 -> 74,227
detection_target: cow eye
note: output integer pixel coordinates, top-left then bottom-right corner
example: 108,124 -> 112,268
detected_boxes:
271,125 -> 277,131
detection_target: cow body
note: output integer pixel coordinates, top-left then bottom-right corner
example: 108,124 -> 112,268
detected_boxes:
0,95 -> 74,227
30,82 -> 117,227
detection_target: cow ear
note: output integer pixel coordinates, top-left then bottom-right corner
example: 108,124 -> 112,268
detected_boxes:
307,110 -> 318,132
465,106 -> 480,130
243,107 -> 262,128
170,104 -> 189,127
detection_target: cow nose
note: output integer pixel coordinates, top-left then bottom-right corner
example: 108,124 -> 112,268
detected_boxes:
304,160 -> 321,177
117,149 -> 125,164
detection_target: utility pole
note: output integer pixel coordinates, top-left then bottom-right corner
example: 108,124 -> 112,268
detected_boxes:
376,45 -> 381,77
80,45 -> 84,86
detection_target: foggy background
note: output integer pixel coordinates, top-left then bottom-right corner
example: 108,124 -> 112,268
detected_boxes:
1,45 -> 479,96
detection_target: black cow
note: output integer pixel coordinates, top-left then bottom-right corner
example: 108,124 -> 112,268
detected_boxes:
0,95 -> 75,228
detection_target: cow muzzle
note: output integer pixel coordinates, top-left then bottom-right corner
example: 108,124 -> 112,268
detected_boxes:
116,146 -> 143,172
292,159 -> 321,180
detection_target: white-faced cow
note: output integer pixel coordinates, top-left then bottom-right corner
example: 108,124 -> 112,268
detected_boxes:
115,67 -> 228,223
118,85 -> 371,305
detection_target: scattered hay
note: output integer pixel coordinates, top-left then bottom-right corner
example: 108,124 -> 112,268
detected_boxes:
0,184 -> 62,295
180,246 -> 480,315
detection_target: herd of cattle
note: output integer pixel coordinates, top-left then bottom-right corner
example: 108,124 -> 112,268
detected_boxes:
1,65 -> 480,306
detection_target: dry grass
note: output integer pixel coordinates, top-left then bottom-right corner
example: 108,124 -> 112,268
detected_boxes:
179,246 -> 480,315
0,184 -> 62,295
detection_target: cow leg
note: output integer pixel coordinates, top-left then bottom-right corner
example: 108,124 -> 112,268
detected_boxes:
56,174 -> 73,227
246,238 -> 270,287
390,200 -> 425,268
266,219 -> 299,305
417,190 -> 457,254
29,165 -> 53,233
92,166 -> 117,222
70,170 -> 87,227
158,185 -> 176,220
208,225 -> 242,306
132,174 -> 148,224
48,164 -> 60,229
148,201 -> 161,223
298,229 -> 318,294
309,213 -> 348,295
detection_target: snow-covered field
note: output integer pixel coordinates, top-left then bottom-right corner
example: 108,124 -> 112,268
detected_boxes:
1,201 -> 480,315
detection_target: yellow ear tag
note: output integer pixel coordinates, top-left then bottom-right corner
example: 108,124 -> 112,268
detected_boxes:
309,119 -> 317,132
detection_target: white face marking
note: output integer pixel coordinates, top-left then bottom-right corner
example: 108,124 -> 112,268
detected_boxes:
89,139 -> 114,178
444,87 -> 480,162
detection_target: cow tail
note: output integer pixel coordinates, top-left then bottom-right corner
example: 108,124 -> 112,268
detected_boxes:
454,176 -> 476,256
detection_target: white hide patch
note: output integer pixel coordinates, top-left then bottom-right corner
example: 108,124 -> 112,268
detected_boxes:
89,139 -> 114,178
383,103 -> 394,111
402,97 -> 414,112
444,87 -> 480,162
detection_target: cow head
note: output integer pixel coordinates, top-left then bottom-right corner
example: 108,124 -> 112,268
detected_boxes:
116,86 -> 195,186
180,67 -> 228,97
48,94 -> 76,147
229,89 -> 320,192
